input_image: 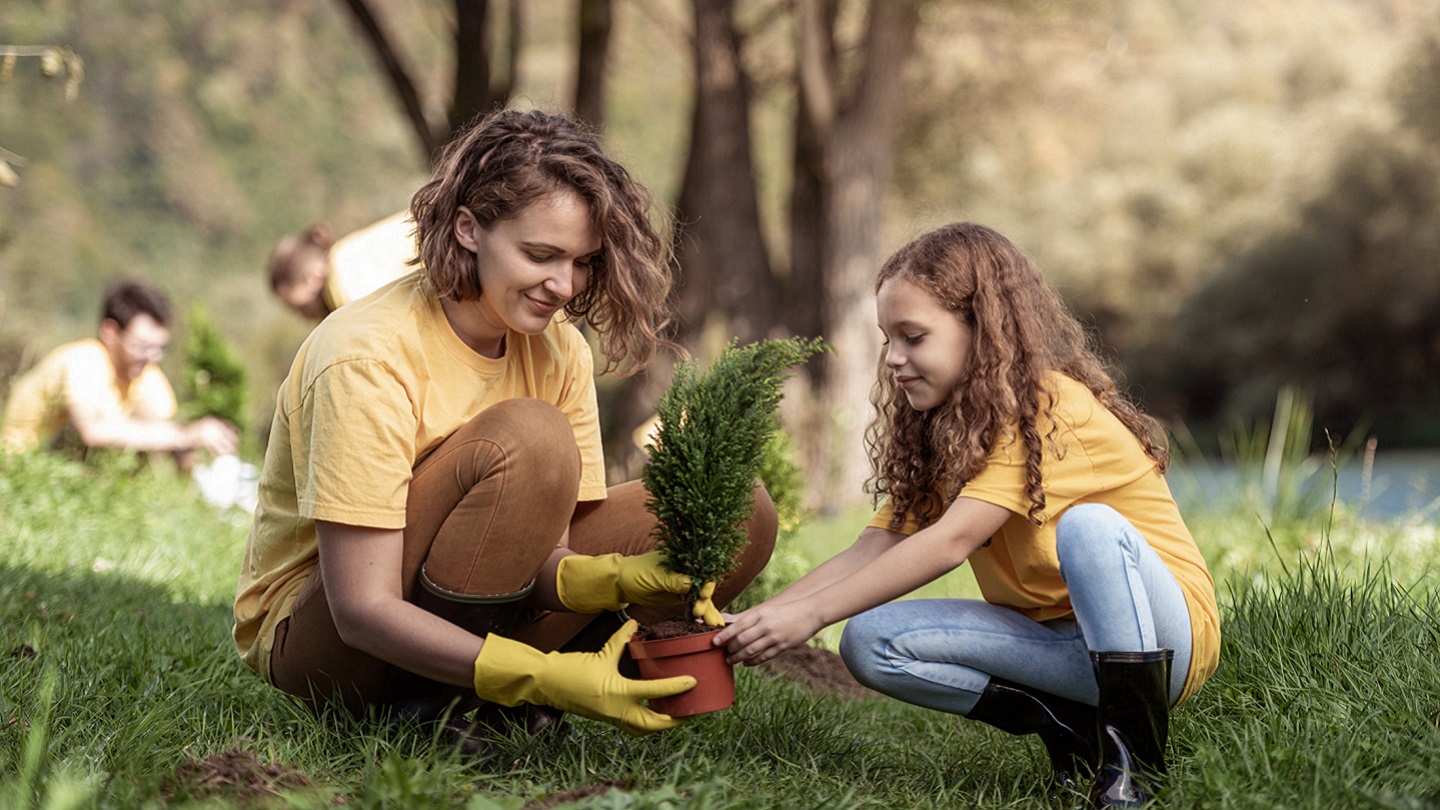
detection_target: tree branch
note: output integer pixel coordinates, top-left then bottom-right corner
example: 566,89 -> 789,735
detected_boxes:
336,0 -> 443,161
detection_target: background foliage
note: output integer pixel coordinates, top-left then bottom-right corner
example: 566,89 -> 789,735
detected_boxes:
4,0 -> 1440,492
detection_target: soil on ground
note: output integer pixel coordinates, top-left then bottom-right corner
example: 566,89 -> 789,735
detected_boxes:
755,643 -> 879,701
524,780 -> 631,809
160,748 -> 310,805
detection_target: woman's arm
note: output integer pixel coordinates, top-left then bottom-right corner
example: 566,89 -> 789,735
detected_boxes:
318,520 -> 495,688
715,497 -> 1011,665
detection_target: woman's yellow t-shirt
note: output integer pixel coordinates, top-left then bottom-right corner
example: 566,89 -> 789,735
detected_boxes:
233,273 -> 605,681
869,373 -> 1219,703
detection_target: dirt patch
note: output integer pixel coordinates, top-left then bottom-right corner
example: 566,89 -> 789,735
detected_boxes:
10,644 -> 36,660
756,644 -> 879,701
525,780 -> 631,809
160,748 -> 310,805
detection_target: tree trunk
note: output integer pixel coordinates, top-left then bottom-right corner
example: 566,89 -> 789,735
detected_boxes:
449,0 -> 519,136
448,0 -> 494,135
790,0 -> 919,510
574,0 -> 613,130
602,0 -> 775,483
675,0 -> 775,347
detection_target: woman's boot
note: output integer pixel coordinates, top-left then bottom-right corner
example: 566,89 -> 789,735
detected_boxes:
382,568 -> 536,725
965,676 -> 1098,792
1089,649 -> 1173,808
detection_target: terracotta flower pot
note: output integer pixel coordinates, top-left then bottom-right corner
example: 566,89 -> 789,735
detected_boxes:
627,627 -> 735,718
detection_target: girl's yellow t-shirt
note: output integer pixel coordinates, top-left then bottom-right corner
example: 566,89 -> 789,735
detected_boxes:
869,373 -> 1219,703
233,273 -> 605,682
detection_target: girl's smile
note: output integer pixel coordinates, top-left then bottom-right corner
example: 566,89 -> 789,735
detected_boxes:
876,277 -> 973,411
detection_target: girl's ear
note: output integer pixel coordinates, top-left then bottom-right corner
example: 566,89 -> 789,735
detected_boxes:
454,206 -> 481,254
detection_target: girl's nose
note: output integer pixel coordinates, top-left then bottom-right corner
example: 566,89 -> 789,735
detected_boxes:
884,345 -> 903,368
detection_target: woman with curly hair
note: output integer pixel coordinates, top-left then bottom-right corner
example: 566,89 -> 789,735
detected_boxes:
717,222 -> 1217,806
234,109 -> 776,742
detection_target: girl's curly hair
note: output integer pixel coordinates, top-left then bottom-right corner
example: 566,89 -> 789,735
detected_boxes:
409,109 -> 674,374
864,222 -> 1169,528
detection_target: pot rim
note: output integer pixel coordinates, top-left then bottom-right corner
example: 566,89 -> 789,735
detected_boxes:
627,626 -> 725,659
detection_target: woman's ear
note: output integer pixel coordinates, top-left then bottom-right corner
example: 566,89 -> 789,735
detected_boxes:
454,207 -> 481,254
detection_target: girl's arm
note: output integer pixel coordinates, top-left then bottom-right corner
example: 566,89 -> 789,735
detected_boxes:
715,496 -> 1011,665
318,520 -> 563,687
754,526 -> 908,608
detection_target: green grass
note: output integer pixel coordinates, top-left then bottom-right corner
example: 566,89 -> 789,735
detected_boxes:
3,451 -> 1440,808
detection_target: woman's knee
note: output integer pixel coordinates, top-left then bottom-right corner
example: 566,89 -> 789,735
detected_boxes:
455,399 -> 580,495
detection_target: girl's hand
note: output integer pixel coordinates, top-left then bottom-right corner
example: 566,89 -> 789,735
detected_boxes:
713,600 -> 824,666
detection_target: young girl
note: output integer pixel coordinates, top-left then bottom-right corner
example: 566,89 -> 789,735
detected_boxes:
234,109 -> 777,740
716,222 -> 1218,806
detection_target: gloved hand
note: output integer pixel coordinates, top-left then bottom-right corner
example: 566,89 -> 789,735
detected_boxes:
692,580 -> 724,627
556,550 -> 698,613
471,619 -> 695,736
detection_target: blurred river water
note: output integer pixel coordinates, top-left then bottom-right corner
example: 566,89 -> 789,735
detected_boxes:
1167,449 -> 1440,522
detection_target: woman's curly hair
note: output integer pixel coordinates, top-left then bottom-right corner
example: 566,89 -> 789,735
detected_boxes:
409,109 -> 674,374
864,222 -> 1169,528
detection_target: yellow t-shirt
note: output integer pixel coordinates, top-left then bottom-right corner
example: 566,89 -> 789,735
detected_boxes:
868,373 -> 1219,703
1,338 -> 177,453
322,211 -> 418,311
233,273 -> 606,681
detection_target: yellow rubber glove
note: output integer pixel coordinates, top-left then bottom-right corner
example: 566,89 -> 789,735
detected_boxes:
471,620 -> 695,736
693,580 -> 724,627
556,551 -> 695,614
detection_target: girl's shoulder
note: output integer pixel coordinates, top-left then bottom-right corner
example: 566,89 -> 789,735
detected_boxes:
1039,372 -> 1101,425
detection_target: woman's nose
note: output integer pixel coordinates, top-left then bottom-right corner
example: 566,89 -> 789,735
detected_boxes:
546,265 -> 581,299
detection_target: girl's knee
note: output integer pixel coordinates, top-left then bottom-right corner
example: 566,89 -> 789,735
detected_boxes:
1055,503 -> 1128,578
838,611 -> 887,682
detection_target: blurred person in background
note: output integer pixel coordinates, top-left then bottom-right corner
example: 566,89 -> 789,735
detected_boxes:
1,280 -> 238,464
267,211 -> 416,320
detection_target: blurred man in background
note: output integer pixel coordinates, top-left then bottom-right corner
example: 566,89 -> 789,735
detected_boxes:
1,280 -> 238,464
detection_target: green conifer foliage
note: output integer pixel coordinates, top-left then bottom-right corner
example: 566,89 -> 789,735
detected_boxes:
643,337 -> 826,602
180,303 -> 249,433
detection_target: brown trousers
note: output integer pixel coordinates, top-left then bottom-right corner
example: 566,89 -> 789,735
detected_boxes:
269,398 -> 777,717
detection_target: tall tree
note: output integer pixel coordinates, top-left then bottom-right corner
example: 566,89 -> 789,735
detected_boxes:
574,0 -> 613,130
788,0 -> 920,504
674,0 -> 775,347
337,0 -> 520,162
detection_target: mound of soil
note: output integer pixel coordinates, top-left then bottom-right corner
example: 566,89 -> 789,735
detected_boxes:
160,748 -> 310,805
755,644 -> 878,701
525,780 -> 631,809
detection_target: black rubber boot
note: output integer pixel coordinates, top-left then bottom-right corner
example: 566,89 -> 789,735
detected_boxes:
965,676 -> 1098,793
1089,649 -> 1173,808
382,569 -> 536,725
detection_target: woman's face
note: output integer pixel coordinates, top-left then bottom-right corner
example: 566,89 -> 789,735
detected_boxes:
454,189 -> 601,349
876,276 -> 973,411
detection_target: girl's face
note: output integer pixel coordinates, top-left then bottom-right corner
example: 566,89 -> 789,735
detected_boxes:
876,276 -> 973,411
453,189 -> 601,354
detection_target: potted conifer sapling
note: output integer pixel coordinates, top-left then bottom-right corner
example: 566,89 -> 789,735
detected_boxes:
627,337 -> 825,717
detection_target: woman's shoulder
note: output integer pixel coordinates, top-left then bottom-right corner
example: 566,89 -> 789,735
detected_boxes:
297,281 -> 427,374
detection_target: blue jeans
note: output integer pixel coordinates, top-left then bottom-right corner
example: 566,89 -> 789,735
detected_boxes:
839,503 -> 1192,713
